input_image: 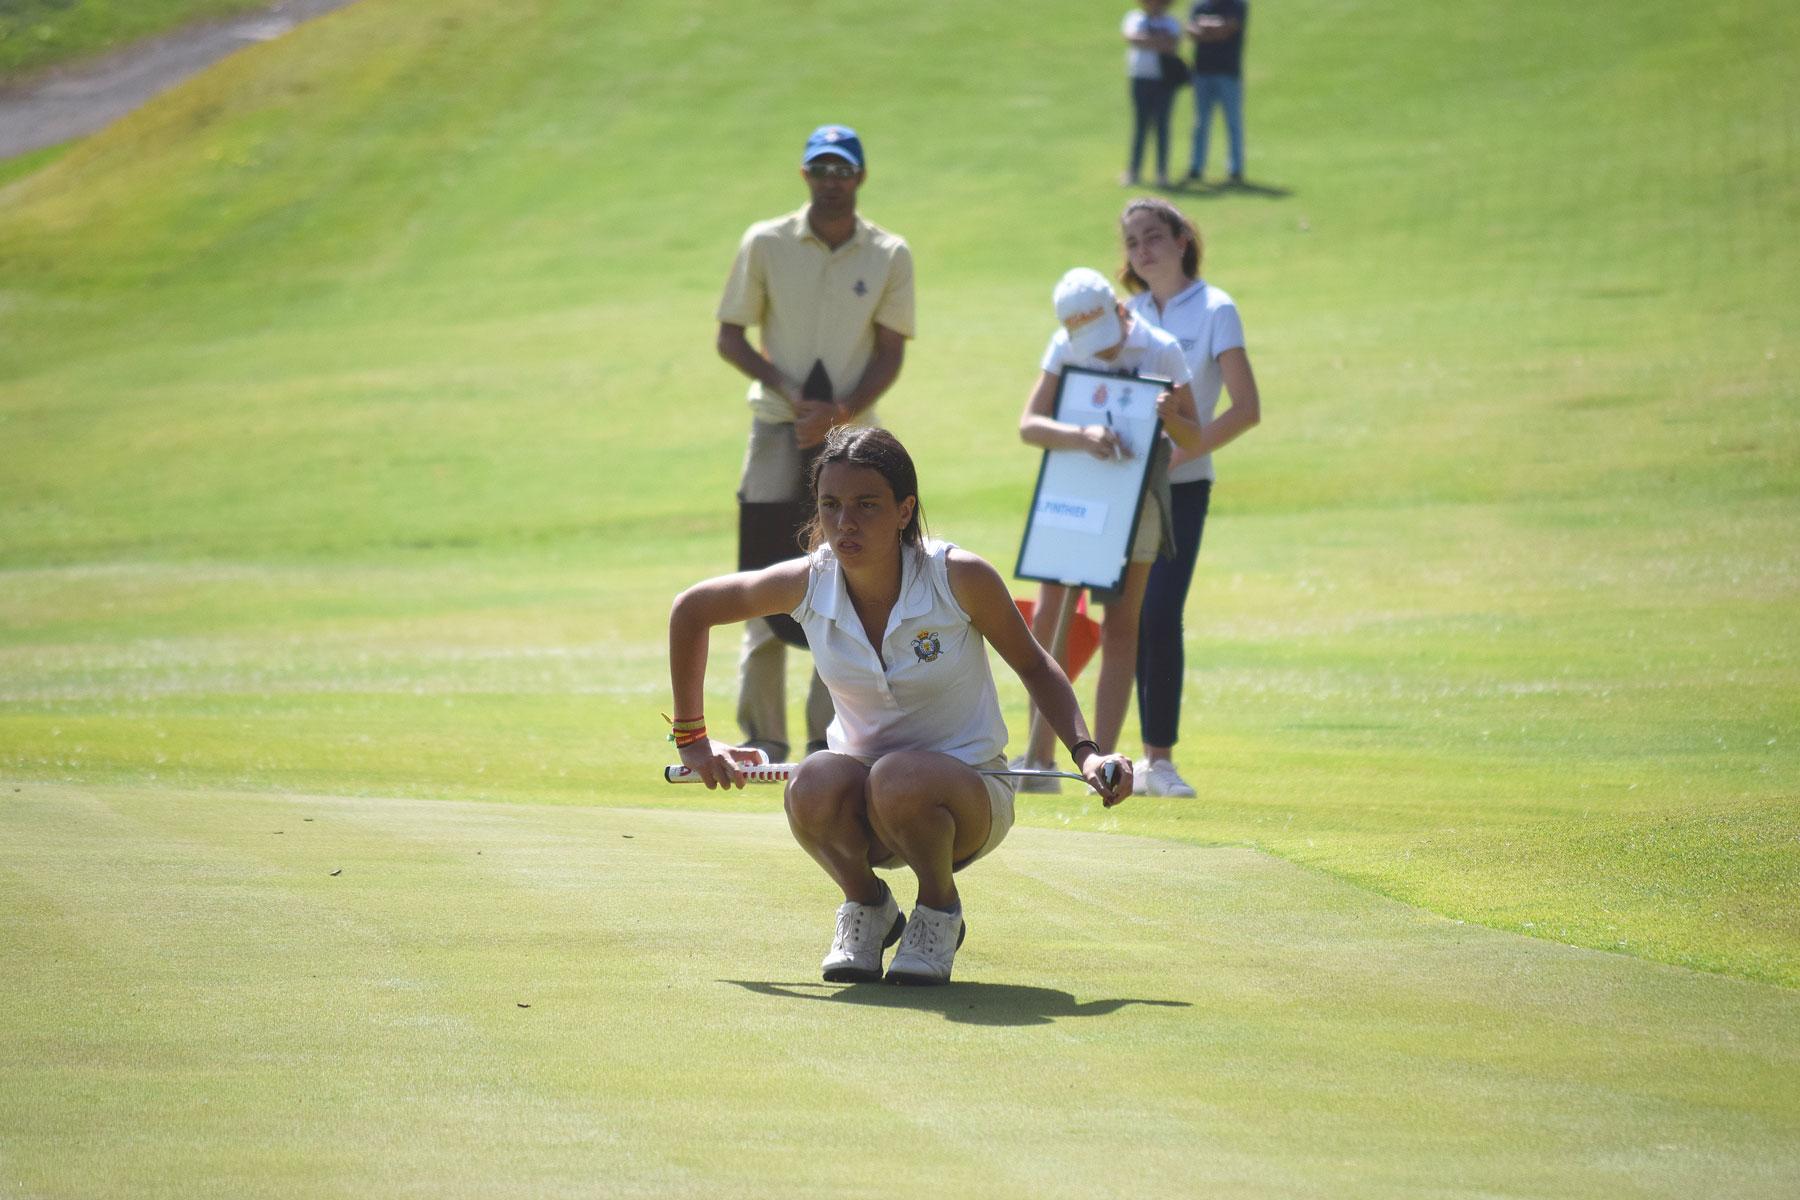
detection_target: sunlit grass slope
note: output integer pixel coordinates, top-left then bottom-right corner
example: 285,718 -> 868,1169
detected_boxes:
0,0 -> 272,78
1,0 -> 1797,989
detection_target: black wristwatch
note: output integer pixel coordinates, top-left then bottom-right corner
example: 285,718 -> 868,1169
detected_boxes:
1069,739 -> 1101,768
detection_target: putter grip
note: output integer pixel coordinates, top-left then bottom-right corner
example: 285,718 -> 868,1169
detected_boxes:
1100,760 -> 1122,791
664,762 -> 794,784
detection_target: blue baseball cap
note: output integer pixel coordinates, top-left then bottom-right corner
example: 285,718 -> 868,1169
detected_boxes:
802,125 -> 865,170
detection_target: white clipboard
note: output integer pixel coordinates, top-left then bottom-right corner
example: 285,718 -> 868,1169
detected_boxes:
1014,366 -> 1165,592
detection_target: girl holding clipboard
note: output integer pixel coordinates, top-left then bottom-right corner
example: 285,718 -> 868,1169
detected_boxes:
1011,268 -> 1207,788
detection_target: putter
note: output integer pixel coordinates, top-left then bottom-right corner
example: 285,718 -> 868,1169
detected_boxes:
663,759 -> 1124,796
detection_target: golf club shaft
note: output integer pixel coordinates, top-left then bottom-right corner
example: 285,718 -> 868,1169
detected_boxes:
663,762 -> 1114,792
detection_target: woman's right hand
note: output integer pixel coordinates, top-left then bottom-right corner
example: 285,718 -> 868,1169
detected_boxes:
678,739 -> 770,789
1080,425 -> 1127,461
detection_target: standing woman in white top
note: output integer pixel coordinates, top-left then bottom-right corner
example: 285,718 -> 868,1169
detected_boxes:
1118,196 -> 1261,796
669,427 -> 1132,986
1122,0 -> 1185,188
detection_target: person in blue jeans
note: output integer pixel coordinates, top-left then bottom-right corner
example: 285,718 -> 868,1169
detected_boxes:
1116,197 -> 1262,796
1122,0 -> 1184,187
1185,0 -> 1248,184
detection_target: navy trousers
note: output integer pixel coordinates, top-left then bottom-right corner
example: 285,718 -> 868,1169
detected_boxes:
1136,479 -> 1212,746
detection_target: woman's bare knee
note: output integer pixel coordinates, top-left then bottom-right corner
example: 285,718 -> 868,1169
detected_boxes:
784,755 -> 867,833
867,752 -> 941,803
868,754 -> 960,836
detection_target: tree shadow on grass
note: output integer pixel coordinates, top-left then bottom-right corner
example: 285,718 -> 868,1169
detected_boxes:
721,979 -> 1190,1027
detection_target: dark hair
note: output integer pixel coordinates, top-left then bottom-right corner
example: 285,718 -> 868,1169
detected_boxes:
802,426 -> 927,551
1118,197 -> 1202,294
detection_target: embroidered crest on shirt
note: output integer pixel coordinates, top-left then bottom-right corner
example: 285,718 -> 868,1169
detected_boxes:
911,631 -> 942,663
853,279 -> 868,296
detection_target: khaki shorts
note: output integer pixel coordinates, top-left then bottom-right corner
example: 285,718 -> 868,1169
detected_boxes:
739,415 -> 883,504
739,418 -> 806,503
859,752 -> 1017,873
1128,488 -> 1167,562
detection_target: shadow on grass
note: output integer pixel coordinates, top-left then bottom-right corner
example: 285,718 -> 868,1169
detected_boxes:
722,979 -> 1190,1027
1171,176 -> 1293,200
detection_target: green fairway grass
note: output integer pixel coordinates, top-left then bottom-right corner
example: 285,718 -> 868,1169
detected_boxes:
1,0 -> 1798,1190
4,784 -> 1797,1198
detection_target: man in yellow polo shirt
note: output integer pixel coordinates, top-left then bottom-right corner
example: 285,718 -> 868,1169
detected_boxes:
715,124 -> 916,762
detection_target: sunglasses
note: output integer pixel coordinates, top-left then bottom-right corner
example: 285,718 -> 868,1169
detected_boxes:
805,160 -> 860,180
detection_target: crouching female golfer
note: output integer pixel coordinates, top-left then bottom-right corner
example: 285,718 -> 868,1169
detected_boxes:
670,427 -> 1132,986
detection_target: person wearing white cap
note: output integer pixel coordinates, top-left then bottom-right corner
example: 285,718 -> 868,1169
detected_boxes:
1011,267 -> 1206,787
715,124 -> 917,765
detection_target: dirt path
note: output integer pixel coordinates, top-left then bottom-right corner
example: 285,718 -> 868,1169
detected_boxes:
0,0 -> 360,160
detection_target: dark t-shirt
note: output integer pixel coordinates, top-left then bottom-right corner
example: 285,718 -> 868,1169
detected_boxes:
1188,0 -> 1247,77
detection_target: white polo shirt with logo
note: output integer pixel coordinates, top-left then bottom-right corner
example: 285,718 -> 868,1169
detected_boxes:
791,539 -> 1007,765
1126,280 -> 1245,483
717,207 -> 916,425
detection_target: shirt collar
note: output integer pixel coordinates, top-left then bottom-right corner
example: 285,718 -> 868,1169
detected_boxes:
893,545 -> 935,623
1133,280 -> 1206,321
815,544 -> 934,639
1167,279 -> 1208,308
794,206 -> 865,250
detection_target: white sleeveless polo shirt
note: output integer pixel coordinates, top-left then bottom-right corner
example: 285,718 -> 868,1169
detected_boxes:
791,539 -> 1009,764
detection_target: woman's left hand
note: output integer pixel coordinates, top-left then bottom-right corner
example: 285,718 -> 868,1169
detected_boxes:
1155,387 -> 1208,455
1082,753 -> 1134,807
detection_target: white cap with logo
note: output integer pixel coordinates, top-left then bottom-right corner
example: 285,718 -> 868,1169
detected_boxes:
1052,267 -> 1125,359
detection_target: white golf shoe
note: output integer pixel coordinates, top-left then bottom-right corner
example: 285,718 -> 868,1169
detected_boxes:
1142,759 -> 1197,798
1008,754 -> 1062,794
885,903 -> 967,986
820,886 -> 905,984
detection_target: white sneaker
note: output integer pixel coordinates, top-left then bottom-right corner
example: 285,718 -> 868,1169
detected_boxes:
820,886 -> 905,983
1009,753 -> 1062,794
1142,759 -> 1196,798
886,903 -> 967,986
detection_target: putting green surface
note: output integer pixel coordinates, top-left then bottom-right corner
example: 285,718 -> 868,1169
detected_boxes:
4,785 -> 1796,1199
